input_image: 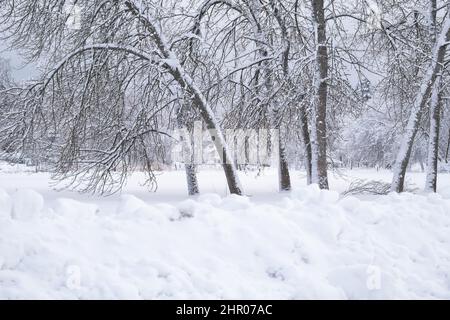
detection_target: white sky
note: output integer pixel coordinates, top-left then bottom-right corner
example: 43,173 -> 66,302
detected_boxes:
0,43 -> 38,82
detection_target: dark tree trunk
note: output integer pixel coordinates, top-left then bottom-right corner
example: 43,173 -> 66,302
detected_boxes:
269,0 -> 292,191
311,0 -> 329,189
445,127 -> 450,163
184,164 -> 200,196
278,134 -> 291,191
299,106 -> 312,184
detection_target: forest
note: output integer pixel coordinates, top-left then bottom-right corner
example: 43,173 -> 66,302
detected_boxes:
0,0 -> 449,196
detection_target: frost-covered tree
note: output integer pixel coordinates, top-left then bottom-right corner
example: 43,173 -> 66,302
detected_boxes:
2,0 -> 449,197
0,0 -> 243,195
390,4 -> 450,192
310,0 -> 329,189
190,0 -> 296,191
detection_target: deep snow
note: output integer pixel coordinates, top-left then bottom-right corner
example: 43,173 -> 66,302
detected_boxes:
1,162 -> 450,299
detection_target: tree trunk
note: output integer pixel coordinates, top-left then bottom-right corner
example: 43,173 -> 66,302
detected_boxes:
419,156 -> 425,173
278,133 -> 291,191
269,108 -> 291,191
391,16 -> 450,192
184,163 -> 200,196
311,0 -> 329,189
176,106 -> 200,196
189,90 -> 243,195
424,0 -> 440,193
425,77 -> 442,192
445,127 -> 450,163
269,0 -> 292,191
299,106 -> 312,184
125,1 -> 243,195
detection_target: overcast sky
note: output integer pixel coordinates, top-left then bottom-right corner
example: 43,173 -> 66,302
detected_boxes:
0,42 -> 38,82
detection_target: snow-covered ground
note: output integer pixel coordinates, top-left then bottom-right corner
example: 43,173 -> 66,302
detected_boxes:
1,162 -> 450,299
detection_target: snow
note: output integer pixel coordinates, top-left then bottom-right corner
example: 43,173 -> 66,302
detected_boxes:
0,189 -> 12,219
1,162 -> 450,299
11,189 -> 44,220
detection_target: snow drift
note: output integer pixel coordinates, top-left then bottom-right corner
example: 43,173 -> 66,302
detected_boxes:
1,185 -> 450,299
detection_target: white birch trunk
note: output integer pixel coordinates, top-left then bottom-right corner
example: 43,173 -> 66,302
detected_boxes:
176,107 -> 200,196
425,77 -> 442,192
391,15 -> 450,192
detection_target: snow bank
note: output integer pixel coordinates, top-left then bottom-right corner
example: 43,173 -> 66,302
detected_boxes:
0,189 -> 12,219
11,189 -> 44,220
1,186 -> 450,299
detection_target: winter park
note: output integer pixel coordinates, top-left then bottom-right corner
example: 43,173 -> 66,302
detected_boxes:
1,0 -> 450,301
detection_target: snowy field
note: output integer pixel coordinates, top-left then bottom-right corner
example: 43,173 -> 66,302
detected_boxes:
1,162 -> 450,299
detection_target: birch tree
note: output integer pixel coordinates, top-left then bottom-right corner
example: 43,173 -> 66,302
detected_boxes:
391,9 -> 450,193
425,77 -> 443,192
424,0 -> 441,192
0,0 -> 243,195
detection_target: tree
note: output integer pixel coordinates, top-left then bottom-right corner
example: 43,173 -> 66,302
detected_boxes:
175,101 -> 200,196
391,11 -> 450,193
424,0 -> 441,192
310,0 -> 329,189
192,0 -> 294,191
0,0 -> 243,195
425,77 -> 442,192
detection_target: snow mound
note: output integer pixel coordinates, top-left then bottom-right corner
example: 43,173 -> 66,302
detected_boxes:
438,185 -> 450,199
1,187 -> 450,299
291,184 -> 339,204
11,189 -> 44,220
0,189 -> 13,219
